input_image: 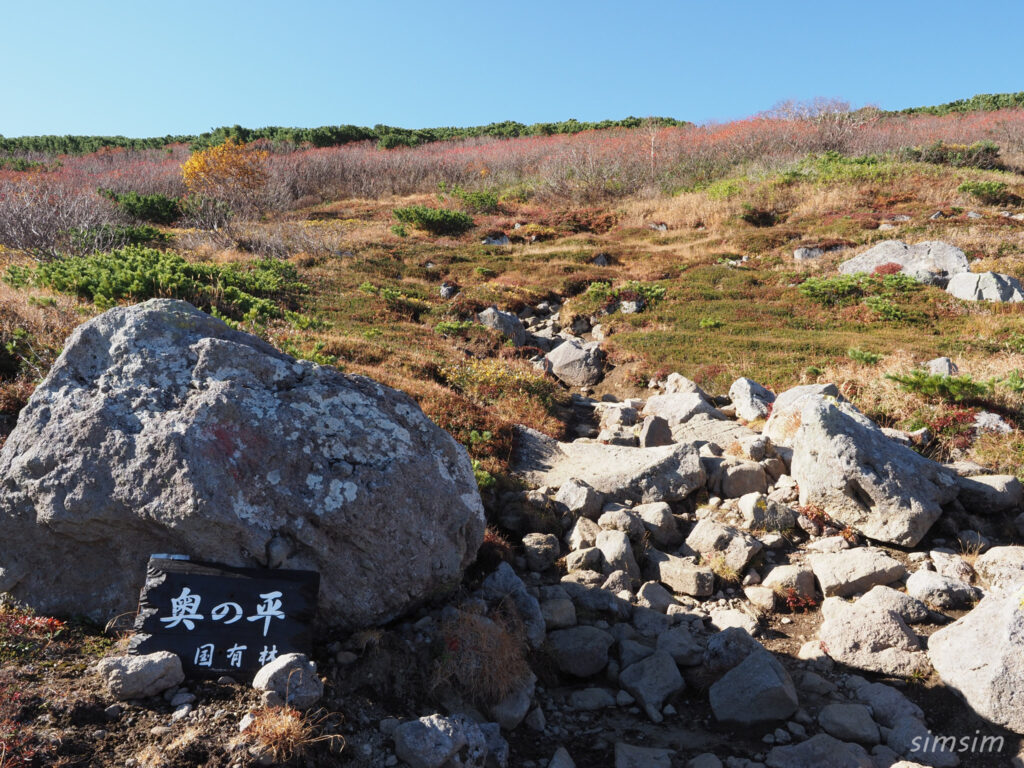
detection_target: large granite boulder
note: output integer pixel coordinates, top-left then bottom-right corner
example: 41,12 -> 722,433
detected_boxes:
838,240 -> 969,286
0,300 -> 485,628
790,396 -> 959,546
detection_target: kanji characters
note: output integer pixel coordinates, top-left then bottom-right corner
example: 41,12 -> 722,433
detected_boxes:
160,587 -> 204,630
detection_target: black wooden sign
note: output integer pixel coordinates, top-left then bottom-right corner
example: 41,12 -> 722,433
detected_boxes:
132,556 -> 319,680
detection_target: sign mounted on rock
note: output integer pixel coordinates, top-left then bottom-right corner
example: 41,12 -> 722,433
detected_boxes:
132,556 -> 319,680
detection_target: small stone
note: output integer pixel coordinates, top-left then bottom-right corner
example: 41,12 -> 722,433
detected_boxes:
252,653 -> 323,710
96,652 -> 185,701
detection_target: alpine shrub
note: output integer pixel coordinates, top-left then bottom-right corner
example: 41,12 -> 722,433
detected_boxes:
393,206 -> 474,236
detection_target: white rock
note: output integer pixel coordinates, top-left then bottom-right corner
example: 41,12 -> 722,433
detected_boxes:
252,653 -> 323,710
96,652 -> 184,701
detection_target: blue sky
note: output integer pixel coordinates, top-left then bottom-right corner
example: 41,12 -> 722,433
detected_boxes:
2,0 -> 1022,137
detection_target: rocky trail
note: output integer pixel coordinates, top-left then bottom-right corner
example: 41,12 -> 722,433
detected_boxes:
3,236 -> 1024,768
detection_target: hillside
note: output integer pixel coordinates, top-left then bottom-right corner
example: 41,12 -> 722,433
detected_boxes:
2,102 -> 1024,766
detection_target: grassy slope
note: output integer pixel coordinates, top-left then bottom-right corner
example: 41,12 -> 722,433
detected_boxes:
3,153 -> 1024,476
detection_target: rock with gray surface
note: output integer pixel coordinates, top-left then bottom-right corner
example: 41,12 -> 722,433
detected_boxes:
478,563 -> 546,648
956,473 -> 1023,514
817,702 -> 880,745
638,415 -> 674,447
762,383 -> 844,447
614,743 -> 673,768
685,519 -> 763,573
393,713 -> 487,768
96,651 -> 184,701
544,338 -> 603,387
808,548 -> 908,597
929,585 -> 1024,734
728,377 -> 775,421
642,393 -> 725,426
477,306 -> 527,346
513,426 -> 705,504
709,648 -> 798,726
790,396 -> 959,546
555,478 -> 604,520
857,585 -> 931,623
905,569 -> 979,609
818,597 -> 930,677
547,626 -> 615,677
252,653 -> 323,710
618,650 -> 684,722
0,300 -> 484,628
974,546 -> 1024,589
765,733 -> 874,768
645,549 -> 715,597
838,240 -> 969,286
946,271 -> 1024,302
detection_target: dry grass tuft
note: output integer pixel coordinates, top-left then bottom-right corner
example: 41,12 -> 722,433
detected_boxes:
234,706 -> 343,763
432,608 -> 530,707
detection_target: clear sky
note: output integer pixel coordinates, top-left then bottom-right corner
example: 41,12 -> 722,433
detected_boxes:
2,0 -> 1022,137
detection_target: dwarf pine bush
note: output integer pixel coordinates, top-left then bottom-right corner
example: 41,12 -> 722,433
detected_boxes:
4,246 -> 305,322
393,206 -> 474,235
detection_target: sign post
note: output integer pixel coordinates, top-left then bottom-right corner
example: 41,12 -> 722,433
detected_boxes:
132,556 -> 319,680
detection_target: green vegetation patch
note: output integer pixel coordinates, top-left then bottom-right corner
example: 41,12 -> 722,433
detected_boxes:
4,246 -> 306,322
99,189 -> 181,224
393,206 -> 475,236
958,180 -> 1018,206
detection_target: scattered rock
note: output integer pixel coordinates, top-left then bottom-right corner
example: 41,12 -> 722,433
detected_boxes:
728,377 -> 775,422
569,687 -> 616,710
638,415 -> 674,447
762,564 -> 816,599
547,626 -> 615,677
905,569 -> 979,609
817,702 -> 880,745
252,653 -> 323,710
738,493 -> 796,532
556,479 -> 604,521
96,652 -> 184,701
709,649 -> 798,727
704,627 -> 761,675
685,519 -> 763,573
857,585 -> 931,624
522,533 -> 560,572
614,742 -> 673,768
793,246 -> 824,261
489,671 -> 535,730
808,548 -> 908,597
839,240 -> 969,286
946,271 -> 1024,302
762,383 -> 844,447
618,650 -> 684,723
926,357 -> 958,376
545,339 -> 604,387
478,305 -> 527,346
643,393 -> 725,426
765,733 -> 873,768
818,597 -> 930,677
791,396 -> 959,546
393,713 -> 486,768
513,427 -> 706,504
929,585 -> 1024,734
956,474 -> 1023,514
974,545 -> 1024,589
645,549 -> 715,597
